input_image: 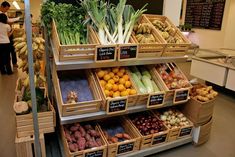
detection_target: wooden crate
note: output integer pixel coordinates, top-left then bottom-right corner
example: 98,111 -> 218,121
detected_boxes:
153,110 -> 193,142
93,67 -> 141,115
15,134 -> 46,157
131,15 -> 166,58
98,118 -> 141,156
51,20 -> 99,61
144,14 -> 191,56
14,94 -> 56,138
127,66 -> 167,108
127,112 -> 169,149
52,69 -> 103,117
61,125 -> 107,157
149,63 -> 192,104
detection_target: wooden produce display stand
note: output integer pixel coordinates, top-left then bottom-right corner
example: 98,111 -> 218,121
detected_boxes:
48,12 -> 198,157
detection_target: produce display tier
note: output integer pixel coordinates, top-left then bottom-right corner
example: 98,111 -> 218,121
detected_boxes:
51,40 -> 188,71
56,100 -> 182,125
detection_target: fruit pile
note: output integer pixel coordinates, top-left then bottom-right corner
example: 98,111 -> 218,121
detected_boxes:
96,67 -> 137,98
133,23 -> 156,43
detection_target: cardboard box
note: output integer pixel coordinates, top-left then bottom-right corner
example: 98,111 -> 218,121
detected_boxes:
192,117 -> 213,146
182,97 -> 215,126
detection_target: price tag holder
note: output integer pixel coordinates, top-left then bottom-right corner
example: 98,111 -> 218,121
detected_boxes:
147,91 -> 165,109
173,88 -> 189,104
107,97 -> 128,115
117,142 -> 134,154
85,150 -> 103,157
118,44 -> 138,61
179,126 -> 192,137
151,133 -> 168,145
95,45 -> 117,62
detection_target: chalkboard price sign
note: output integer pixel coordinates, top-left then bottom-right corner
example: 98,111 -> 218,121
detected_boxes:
152,133 -> 168,145
118,44 -> 138,61
185,0 -> 226,30
107,97 -> 128,114
95,46 -> 116,62
85,150 -> 103,157
147,92 -> 165,108
117,142 -> 134,154
179,127 -> 192,137
173,89 -> 189,104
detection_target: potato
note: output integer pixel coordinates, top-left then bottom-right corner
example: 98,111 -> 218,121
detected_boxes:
77,137 -> 86,150
123,133 -> 131,140
85,133 -> 92,141
74,131 -> 82,140
69,143 -> 78,152
96,138 -> 102,146
111,137 -> 118,143
70,126 -> 79,132
84,124 -> 93,130
79,126 -> 86,137
115,133 -> 123,138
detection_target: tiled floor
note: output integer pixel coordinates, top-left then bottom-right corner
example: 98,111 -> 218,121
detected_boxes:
1,63 -> 235,157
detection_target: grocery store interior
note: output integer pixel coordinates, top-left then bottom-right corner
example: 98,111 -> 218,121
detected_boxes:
0,0 -> 234,157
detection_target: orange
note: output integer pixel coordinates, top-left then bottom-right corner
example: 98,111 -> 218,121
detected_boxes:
103,74 -> 111,81
97,70 -> 105,79
113,91 -> 120,98
126,88 -> 131,95
105,83 -> 113,90
125,81 -> 132,88
129,89 -> 137,95
108,79 -> 115,85
117,71 -> 124,77
103,70 -> 108,74
123,74 -> 129,81
121,90 -> 129,96
113,75 -> 119,82
118,84 -> 126,92
100,80 -> 106,87
109,72 -> 115,78
112,84 -> 118,92
109,91 -> 114,97
104,90 -> 110,97
119,68 -> 126,74
119,78 -> 126,85
112,67 -> 119,73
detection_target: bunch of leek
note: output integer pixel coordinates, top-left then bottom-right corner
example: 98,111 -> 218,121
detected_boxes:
81,0 -> 147,44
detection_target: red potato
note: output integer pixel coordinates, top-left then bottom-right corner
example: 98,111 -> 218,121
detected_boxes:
89,129 -> 98,137
70,126 -> 79,132
115,133 -> 123,138
84,124 -> 93,130
77,137 -> 86,150
79,126 -> 86,137
69,143 -> 78,152
123,133 -> 131,140
111,137 -> 118,143
96,138 -> 102,146
85,133 -> 92,141
74,131 -> 82,140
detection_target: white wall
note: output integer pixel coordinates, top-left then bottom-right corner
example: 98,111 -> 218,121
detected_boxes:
163,0 -> 182,26
224,0 -> 235,49
185,0 -> 235,49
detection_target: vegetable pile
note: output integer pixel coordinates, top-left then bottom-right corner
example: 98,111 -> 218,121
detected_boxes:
157,109 -> 191,129
133,23 -> 156,43
190,84 -> 218,102
101,122 -> 132,144
14,36 -> 46,89
130,112 -> 165,136
81,0 -> 147,44
151,19 -> 183,44
129,66 -> 160,94
64,123 -> 102,152
41,1 -> 87,45
156,63 -> 190,90
96,67 -> 137,98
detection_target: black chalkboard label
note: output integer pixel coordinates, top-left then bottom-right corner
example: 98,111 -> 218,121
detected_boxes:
174,89 -> 189,104
148,93 -> 165,107
85,150 -> 103,157
107,98 -> 127,114
119,45 -> 138,60
117,142 -> 134,154
152,133 -> 167,145
95,46 -> 116,62
179,127 -> 192,137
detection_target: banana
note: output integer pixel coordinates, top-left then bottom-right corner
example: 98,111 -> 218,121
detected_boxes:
32,42 -> 39,51
23,76 -> 29,87
39,44 -> 45,51
33,38 -> 41,44
15,42 -> 26,50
